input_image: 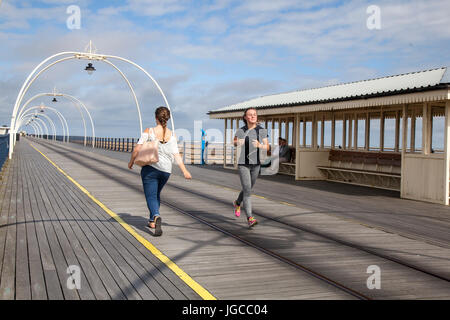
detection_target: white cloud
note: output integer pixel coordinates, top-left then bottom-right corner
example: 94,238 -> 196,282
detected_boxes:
1,0 -> 449,137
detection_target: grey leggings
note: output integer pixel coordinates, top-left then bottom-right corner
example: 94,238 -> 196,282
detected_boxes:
236,164 -> 260,218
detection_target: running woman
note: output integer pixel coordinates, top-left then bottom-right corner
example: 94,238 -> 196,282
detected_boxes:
233,107 -> 270,227
128,106 -> 192,236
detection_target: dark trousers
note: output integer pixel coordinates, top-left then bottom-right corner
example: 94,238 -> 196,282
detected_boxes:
236,164 -> 260,218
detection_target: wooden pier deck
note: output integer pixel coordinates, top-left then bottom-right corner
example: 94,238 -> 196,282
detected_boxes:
0,138 -> 449,300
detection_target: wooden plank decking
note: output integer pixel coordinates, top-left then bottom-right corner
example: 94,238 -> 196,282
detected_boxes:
0,141 -> 202,300
17,138 -> 450,300
1,138 -> 450,300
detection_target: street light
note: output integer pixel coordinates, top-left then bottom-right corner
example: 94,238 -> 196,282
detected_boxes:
84,62 -> 95,75
52,97 -> 57,102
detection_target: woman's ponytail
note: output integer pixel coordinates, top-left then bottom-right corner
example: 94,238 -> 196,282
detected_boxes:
155,106 -> 170,142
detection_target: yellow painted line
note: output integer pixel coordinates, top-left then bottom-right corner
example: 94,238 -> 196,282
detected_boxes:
279,201 -> 295,206
29,143 -> 216,300
253,195 -> 266,199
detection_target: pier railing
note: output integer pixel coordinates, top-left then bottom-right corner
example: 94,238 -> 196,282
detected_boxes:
30,135 -> 228,165
0,134 -> 9,171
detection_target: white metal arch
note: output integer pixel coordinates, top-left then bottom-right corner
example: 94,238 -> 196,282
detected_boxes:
9,43 -> 173,158
29,121 -> 42,138
19,111 -> 57,141
16,93 -> 93,146
26,121 -> 39,137
24,116 -> 46,138
24,105 -> 70,143
33,117 -> 49,138
27,123 -> 38,137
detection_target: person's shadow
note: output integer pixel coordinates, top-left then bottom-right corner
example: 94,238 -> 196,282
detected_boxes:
115,212 -> 160,237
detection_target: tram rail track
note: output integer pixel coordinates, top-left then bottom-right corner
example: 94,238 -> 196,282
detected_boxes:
161,199 -> 371,300
166,182 -> 450,283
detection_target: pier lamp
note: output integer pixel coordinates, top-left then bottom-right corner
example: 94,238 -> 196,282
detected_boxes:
85,62 -> 96,75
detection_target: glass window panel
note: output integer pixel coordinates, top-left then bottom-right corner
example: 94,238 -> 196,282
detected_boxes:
357,119 -> 365,149
432,115 -> 444,152
384,118 -> 396,151
369,117 -> 380,151
306,121 -> 312,147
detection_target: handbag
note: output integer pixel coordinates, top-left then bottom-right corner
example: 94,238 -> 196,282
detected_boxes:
134,128 -> 159,167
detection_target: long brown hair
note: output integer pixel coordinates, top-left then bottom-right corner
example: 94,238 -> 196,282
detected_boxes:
155,106 -> 170,142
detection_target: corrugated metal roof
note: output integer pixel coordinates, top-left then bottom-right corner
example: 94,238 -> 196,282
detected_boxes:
209,67 -> 448,114
441,67 -> 450,84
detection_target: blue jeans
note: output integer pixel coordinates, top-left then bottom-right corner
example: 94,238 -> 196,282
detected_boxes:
141,165 -> 170,222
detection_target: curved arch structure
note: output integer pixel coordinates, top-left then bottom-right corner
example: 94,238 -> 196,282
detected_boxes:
27,122 -> 40,137
18,105 -> 70,143
18,109 -> 61,141
27,123 -> 38,137
17,93 -> 93,146
23,116 -> 47,138
9,44 -> 172,158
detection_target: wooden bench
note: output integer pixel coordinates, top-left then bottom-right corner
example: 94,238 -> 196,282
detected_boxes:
317,149 -> 401,191
278,147 -> 296,176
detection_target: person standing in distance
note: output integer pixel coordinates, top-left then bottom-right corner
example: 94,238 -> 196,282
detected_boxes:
128,106 -> 192,236
233,107 -> 270,227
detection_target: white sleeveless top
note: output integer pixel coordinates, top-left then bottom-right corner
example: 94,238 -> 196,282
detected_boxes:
137,129 -> 179,174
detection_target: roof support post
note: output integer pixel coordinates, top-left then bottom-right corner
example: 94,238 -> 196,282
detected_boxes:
342,114 -> 347,149
365,112 -> 370,151
223,119 -> 227,169
286,119 -> 290,145
411,109 -> 416,153
295,114 -> 300,150
271,119 -> 275,147
401,104 -> 408,196
321,114 -> 325,149
234,118 -> 239,169
278,118 -> 282,142
302,116 -> 306,147
348,113 -> 353,149
444,101 -> 450,205
395,110 -> 400,153
402,104 -> 408,154
423,102 -> 430,155
312,113 -> 317,149
331,113 -> 335,149
292,118 -> 297,147
354,113 -> 358,150
295,113 -> 300,180
380,109 -> 385,152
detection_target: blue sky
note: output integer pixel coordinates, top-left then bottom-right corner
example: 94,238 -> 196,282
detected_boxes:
0,0 -> 449,140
